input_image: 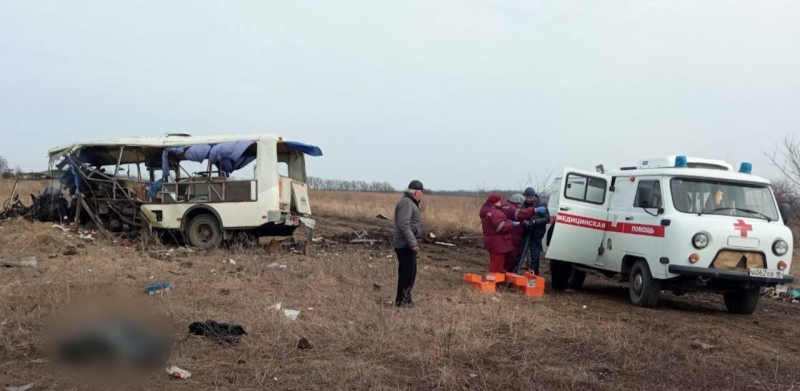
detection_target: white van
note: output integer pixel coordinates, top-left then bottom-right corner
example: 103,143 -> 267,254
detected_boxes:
543,156 -> 793,314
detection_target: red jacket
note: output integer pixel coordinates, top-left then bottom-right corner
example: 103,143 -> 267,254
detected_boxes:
480,203 -> 514,254
499,201 -> 537,253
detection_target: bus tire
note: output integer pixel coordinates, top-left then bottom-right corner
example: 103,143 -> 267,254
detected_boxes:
723,289 -> 760,315
186,214 -> 222,249
629,260 -> 660,308
550,260 -> 571,291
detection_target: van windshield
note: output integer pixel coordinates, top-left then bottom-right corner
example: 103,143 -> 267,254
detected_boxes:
670,178 -> 779,221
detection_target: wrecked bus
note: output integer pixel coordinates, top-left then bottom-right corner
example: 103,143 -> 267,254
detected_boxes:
48,133 -> 322,248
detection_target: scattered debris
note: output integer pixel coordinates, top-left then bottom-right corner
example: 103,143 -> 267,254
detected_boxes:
2,256 -> 37,268
350,228 -> 381,244
227,259 -> 237,265
691,340 -> 716,351
273,302 -> 282,311
469,374 -> 478,379
282,309 -> 301,321
791,289 -> 800,298
267,262 -> 287,269
167,366 -> 192,379
546,327 -> 556,333
376,214 -> 392,220
451,267 -> 462,272
429,232 -> 437,239
219,289 -> 231,296
188,320 -> 247,345
373,283 -> 382,291
180,261 -> 194,268
145,282 -> 171,295
435,241 -> 455,247
5,384 -> 34,391
30,358 -> 49,364
582,305 -> 588,310
52,224 -> 69,233
63,246 -> 78,256
168,270 -> 186,276
121,239 -> 132,248
297,337 -> 312,350
237,359 -> 247,365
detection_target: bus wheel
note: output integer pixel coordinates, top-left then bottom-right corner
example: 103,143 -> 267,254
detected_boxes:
723,289 -> 760,315
187,214 -> 222,249
629,260 -> 660,308
550,260 -> 571,291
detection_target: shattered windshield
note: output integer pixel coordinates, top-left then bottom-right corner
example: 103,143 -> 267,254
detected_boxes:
670,178 -> 779,221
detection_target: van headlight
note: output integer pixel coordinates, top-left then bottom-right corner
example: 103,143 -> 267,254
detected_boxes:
773,240 -> 789,256
692,233 -> 709,249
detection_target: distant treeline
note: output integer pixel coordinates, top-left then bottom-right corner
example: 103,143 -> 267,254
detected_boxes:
307,176 -> 548,200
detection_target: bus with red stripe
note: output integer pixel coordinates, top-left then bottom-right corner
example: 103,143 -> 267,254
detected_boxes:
542,156 -> 792,315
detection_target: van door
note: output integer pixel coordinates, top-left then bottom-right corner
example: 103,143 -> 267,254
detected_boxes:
616,177 -> 667,278
603,176 -> 638,271
542,177 -> 562,254
546,168 -> 611,267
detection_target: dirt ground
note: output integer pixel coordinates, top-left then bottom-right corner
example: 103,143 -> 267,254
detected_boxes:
2,208 -> 800,390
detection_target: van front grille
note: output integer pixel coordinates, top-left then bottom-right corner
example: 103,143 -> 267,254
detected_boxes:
712,250 -> 765,271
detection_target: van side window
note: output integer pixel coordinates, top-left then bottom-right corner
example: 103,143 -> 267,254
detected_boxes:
564,173 -> 607,205
633,180 -> 662,209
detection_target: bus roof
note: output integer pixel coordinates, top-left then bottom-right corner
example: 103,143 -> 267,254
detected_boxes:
48,133 -> 284,157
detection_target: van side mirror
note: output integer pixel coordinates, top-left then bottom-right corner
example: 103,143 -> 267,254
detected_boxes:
779,203 -> 791,224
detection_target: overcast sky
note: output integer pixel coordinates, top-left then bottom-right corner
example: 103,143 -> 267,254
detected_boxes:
1,1 -> 798,190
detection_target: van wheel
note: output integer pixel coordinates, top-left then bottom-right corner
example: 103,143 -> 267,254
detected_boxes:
568,269 -> 586,290
629,260 -> 660,307
723,289 -> 760,315
550,260 -> 571,291
187,214 -> 222,249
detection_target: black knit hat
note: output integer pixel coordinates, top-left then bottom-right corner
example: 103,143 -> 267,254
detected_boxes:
408,180 -> 424,191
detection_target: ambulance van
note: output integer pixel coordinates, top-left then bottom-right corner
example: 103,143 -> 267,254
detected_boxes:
543,156 -> 793,314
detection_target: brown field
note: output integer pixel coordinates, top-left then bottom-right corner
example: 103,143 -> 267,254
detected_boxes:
2,180 -> 800,390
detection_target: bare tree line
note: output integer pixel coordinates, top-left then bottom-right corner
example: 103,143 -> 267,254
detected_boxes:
307,176 -> 397,193
765,135 -> 800,224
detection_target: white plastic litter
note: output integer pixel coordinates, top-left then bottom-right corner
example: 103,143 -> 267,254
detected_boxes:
167,366 -> 192,379
283,309 -> 301,321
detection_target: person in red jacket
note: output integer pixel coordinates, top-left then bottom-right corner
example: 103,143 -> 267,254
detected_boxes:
480,194 -> 519,273
499,194 -> 537,271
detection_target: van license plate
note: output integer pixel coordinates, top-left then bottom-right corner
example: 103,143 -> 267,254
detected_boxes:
749,269 -> 783,279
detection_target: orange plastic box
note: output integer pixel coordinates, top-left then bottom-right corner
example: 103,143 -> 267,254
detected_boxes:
522,275 -> 546,297
473,281 -> 497,293
505,274 -> 527,287
463,273 -> 483,284
485,273 -> 506,283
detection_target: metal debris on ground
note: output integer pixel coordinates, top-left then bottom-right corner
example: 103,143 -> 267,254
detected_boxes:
2,256 -> 38,268
376,214 -> 392,220
691,340 -> 716,351
282,309 -> 301,321
167,366 -> 192,379
267,262 -> 287,269
5,384 -> 34,391
435,242 -> 455,247
451,267 -> 462,272
373,283 -> 382,291
350,227 -> 381,244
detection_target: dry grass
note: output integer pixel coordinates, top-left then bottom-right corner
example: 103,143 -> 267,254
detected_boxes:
2,181 -> 800,390
311,190 -> 483,234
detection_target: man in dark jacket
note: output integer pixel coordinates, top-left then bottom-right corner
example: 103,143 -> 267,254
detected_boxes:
393,180 -> 424,307
521,187 -> 550,275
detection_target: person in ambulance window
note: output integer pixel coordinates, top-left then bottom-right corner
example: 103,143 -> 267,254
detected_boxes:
704,185 -> 735,215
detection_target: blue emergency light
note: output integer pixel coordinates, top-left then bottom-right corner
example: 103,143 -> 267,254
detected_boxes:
675,156 -> 688,168
739,162 -> 752,174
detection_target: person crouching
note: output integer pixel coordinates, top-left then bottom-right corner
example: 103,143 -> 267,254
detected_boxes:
480,194 -> 519,273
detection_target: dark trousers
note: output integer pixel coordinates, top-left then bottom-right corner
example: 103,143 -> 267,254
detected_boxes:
517,237 -> 543,275
395,247 -> 417,305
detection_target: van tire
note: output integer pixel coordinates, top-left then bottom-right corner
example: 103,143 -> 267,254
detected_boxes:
723,289 -> 760,315
186,214 -> 222,249
629,260 -> 660,308
550,260 -> 571,291
568,269 -> 586,290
